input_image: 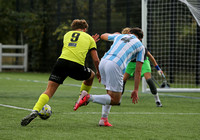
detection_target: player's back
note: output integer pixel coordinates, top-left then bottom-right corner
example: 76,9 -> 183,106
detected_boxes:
103,34 -> 145,73
59,31 -> 96,66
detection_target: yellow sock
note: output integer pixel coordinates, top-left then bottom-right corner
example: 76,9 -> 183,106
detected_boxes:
33,93 -> 49,112
80,83 -> 92,94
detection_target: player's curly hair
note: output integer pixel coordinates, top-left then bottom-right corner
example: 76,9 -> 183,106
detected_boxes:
121,27 -> 131,34
129,27 -> 144,40
71,19 -> 89,30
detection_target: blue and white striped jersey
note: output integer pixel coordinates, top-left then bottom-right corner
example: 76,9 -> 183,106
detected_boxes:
102,34 -> 145,73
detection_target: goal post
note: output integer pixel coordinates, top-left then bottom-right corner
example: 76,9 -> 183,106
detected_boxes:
142,0 -> 200,93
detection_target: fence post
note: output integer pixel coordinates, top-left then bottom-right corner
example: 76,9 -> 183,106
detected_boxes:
0,43 -> 2,72
24,44 -> 28,72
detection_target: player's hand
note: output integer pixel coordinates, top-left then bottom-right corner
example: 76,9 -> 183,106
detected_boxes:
155,65 -> 163,76
92,34 -> 100,42
131,90 -> 139,104
157,70 -> 163,76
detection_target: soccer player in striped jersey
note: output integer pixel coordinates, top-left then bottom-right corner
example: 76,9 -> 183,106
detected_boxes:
21,19 -> 101,126
74,28 -> 145,126
122,27 -> 163,107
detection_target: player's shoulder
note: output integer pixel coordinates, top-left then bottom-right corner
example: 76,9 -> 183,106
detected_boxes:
82,32 -> 96,43
80,31 -> 93,39
64,30 -> 76,37
65,30 -> 89,35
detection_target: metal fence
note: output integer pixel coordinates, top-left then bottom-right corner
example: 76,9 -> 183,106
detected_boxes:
0,44 -> 28,72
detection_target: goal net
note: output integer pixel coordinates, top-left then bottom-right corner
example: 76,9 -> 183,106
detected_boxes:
142,0 -> 200,93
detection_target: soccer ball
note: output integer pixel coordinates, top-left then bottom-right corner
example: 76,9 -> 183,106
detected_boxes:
38,104 -> 52,120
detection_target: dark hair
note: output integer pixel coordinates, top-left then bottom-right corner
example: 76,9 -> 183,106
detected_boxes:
71,19 -> 88,30
129,27 -> 144,40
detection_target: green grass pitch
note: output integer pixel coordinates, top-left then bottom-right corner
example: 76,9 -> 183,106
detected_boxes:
0,72 -> 200,140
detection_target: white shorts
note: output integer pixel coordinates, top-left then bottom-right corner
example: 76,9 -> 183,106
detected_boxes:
99,59 -> 123,92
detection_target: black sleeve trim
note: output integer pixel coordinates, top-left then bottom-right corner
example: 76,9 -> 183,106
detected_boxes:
89,48 -> 97,52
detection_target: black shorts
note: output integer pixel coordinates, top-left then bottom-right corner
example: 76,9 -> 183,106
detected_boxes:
49,58 -> 92,84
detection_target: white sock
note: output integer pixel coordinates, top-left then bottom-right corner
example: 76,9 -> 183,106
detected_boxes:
89,94 -> 111,105
102,105 -> 112,118
154,93 -> 160,102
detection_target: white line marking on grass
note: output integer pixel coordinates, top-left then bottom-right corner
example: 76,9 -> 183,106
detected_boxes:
126,89 -> 200,99
0,104 -> 32,111
1,77 -> 200,99
1,104 -> 200,115
64,112 -> 200,115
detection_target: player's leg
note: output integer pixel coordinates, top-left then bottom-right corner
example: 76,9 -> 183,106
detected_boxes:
142,59 -> 162,107
144,72 -> 157,96
122,72 -> 130,94
98,86 -> 122,127
99,105 -> 112,126
97,60 -> 123,105
79,70 -> 95,94
99,61 -> 113,125
21,59 -> 67,126
33,81 -> 60,112
143,60 -> 162,107
34,59 -> 69,111
144,73 -> 162,107
21,81 -> 60,126
67,61 -> 95,95
74,60 -> 123,126
70,63 -> 98,108
74,89 -> 121,126
74,59 -> 122,107
98,89 -> 123,127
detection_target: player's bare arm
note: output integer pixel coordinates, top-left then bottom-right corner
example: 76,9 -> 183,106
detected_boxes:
90,49 -> 101,82
131,61 -> 143,104
100,33 -> 111,41
101,33 -> 120,41
147,51 -> 158,66
147,51 -> 163,76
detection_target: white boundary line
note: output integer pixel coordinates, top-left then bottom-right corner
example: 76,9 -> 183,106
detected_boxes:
64,112 -> 200,115
0,104 -> 32,111
0,104 -> 200,115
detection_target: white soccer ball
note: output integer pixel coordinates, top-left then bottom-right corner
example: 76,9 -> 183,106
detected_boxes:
38,104 -> 52,120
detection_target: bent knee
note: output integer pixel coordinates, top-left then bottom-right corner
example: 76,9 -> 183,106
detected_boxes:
87,70 -> 95,80
110,98 -> 121,105
108,91 -> 122,105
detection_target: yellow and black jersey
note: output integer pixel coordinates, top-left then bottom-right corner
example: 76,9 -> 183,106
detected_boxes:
59,31 -> 97,66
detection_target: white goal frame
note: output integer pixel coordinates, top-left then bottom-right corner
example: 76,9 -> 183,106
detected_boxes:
141,0 -> 200,93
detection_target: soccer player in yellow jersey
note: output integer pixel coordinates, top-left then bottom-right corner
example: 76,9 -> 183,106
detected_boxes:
21,19 -> 101,126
